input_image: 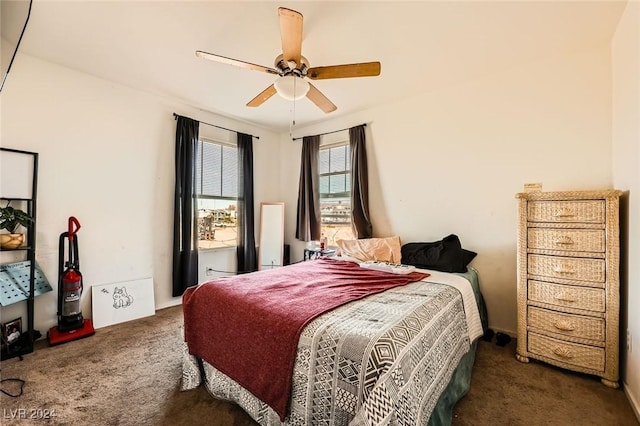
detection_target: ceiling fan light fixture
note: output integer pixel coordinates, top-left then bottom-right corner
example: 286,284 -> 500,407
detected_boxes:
274,75 -> 309,101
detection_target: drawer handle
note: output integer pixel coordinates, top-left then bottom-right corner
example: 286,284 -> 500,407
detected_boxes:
553,264 -> 575,275
553,320 -> 576,331
553,236 -> 574,246
553,347 -> 574,359
554,209 -> 575,218
554,292 -> 576,303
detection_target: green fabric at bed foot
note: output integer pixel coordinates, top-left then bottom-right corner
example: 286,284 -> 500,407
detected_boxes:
427,341 -> 478,426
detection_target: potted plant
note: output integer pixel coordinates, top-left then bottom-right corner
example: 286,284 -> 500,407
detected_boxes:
0,202 -> 34,249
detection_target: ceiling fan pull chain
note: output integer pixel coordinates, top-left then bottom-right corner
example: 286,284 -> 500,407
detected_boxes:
289,101 -> 294,140
292,77 -> 298,129
289,90 -> 297,140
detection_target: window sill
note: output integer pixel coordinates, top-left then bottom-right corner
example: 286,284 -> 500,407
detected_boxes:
198,246 -> 237,253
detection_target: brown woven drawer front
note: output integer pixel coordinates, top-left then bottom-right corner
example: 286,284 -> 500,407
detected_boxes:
528,333 -> 604,371
528,229 -> 605,253
528,254 -> 605,282
528,280 -> 605,312
528,200 -> 605,223
528,306 -> 605,341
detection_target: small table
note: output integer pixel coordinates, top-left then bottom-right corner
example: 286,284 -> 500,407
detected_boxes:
303,248 -> 336,261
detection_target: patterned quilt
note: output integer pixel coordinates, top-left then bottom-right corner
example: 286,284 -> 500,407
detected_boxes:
183,276 -> 478,426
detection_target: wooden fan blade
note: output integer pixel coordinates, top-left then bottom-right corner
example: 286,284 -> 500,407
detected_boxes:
278,7 -> 303,67
307,62 -> 381,80
306,83 -> 337,113
247,84 -> 277,107
196,51 -> 278,75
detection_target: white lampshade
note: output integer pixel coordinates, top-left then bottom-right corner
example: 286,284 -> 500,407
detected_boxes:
274,75 -> 310,101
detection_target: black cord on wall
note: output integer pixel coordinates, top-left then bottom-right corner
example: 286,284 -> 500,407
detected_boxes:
0,0 -> 34,93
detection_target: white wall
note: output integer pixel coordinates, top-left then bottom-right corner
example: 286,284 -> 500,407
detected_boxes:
0,53 -> 279,334
282,46 -> 614,335
612,1 -> 640,417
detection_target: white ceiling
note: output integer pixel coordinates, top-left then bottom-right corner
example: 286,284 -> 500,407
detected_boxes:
2,0 -> 627,132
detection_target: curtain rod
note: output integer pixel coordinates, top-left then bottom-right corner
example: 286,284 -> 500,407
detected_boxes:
291,123 -> 367,141
173,113 -> 259,140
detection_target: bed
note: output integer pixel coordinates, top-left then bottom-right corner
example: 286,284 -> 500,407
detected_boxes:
181,256 -> 485,425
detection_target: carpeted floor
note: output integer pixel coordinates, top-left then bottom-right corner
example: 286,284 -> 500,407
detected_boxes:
0,305 -> 637,426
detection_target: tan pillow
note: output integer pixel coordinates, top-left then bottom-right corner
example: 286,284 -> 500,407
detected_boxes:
336,236 -> 402,264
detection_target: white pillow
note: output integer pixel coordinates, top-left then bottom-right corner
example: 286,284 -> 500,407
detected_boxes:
335,236 -> 402,264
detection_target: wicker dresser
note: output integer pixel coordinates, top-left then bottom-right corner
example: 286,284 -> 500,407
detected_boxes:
515,189 -> 621,388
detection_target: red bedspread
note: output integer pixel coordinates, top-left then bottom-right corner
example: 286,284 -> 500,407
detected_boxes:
182,258 -> 429,421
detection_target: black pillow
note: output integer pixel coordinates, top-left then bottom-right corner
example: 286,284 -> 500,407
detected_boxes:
400,234 -> 477,273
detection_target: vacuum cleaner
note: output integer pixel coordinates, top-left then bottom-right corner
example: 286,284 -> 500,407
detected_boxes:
48,216 -> 95,346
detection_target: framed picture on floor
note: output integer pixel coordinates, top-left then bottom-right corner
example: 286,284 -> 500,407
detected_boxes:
3,317 -> 22,353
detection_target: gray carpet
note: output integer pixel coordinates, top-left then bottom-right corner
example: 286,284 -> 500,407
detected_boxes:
0,305 -> 637,426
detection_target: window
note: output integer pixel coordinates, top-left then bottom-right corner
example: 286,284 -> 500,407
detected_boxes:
195,138 -> 238,249
319,140 -> 354,245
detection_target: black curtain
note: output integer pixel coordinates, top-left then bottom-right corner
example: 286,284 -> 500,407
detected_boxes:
172,116 -> 199,296
349,125 -> 372,238
236,132 -> 257,273
295,135 -> 321,241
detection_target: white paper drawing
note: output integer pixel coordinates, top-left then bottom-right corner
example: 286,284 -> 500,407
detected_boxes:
92,278 -> 155,329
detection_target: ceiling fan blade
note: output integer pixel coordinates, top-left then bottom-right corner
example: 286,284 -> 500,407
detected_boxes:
196,50 -> 278,75
247,84 -> 277,107
307,62 -> 381,80
278,7 -> 303,67
306,83 -> 337,113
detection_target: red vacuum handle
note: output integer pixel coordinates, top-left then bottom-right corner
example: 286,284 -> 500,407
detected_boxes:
68,216 -> 81,240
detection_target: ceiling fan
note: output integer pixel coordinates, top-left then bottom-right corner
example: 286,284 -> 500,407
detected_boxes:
196,7 -> 381,114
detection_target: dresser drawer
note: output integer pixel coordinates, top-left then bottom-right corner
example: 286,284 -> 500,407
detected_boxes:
528,200 -> 605,223
528,229 -> 605,253
529,280 -> 605,312
528,333 -> 604,372
528,254 -> 605,283
528,306 -> 605,341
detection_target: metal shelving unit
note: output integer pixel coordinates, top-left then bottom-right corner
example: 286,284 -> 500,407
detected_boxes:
1,147 -> 39,360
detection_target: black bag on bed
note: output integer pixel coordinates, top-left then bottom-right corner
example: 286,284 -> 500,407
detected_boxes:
400,234 -> 476,273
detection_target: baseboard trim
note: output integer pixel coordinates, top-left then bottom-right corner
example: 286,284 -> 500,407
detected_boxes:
623,381 -> 640,423
155,298 -> 182,311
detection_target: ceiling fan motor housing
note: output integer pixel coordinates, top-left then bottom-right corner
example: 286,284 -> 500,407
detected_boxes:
274,54 -> 309,77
